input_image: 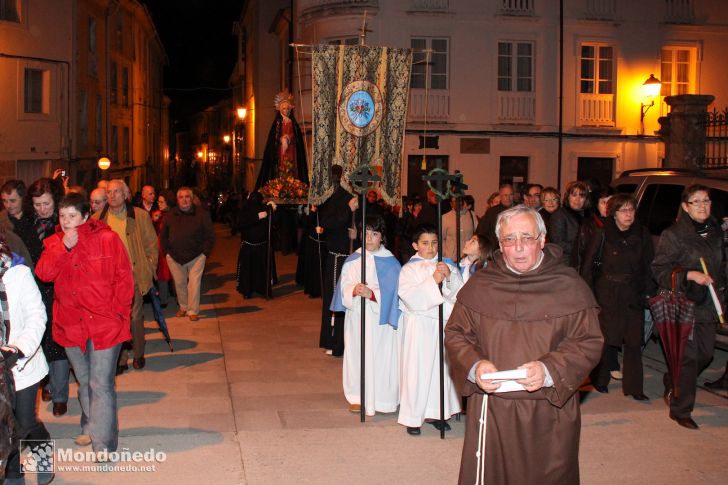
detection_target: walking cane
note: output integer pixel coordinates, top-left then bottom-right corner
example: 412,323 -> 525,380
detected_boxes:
316,211 -> 324,298
266,203 -> 273,299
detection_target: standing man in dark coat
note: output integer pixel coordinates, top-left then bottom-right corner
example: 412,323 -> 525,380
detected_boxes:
445,205 -> 603,484
161,187 -> 215,322
317,165 -> 357,356
475,183 -> 514,248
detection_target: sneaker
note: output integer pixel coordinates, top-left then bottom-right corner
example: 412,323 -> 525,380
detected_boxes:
610,370 -> 623,380
74,434 -> 92,446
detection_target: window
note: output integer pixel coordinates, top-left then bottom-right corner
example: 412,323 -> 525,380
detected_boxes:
122,67 -> 129,107
115,12 -> 123,51
111,126 -> 118,162
636,183 -> 684,236
407,155 -> 448,198
79,91 -> 88,147
24,69 -> 46,114
122,127 -> 130,163
499,156 -> 529,195
411,37 -> 448,90
88,17 -> 97,77
327,37 -> 357,46
580,44 -> 614,94
577,157 -> 614,189
498,42 -> 533,92
661,47 -> 695,96
0,0 -> 19,22
95,94 -> 102,147
110,62 -> 117,104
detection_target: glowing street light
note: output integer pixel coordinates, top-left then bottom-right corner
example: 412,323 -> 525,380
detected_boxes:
97,156 -> 111,170
237,107 -> 247,120
223,134 -> 231,143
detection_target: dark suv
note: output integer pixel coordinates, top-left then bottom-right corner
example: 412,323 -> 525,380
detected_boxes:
612,168 -> 728,237
611,168 -> 728,346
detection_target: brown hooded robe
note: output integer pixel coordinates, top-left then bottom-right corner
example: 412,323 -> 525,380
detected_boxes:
445,244 -> 603,485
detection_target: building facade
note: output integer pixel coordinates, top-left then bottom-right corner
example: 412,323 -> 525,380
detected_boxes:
75,0 -> 168,192
288,0 -> 728,210
0,0 -> 167,192
0,0 -> 74,185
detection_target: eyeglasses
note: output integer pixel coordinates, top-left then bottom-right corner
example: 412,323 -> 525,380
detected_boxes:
616,207 -> 635,214
500,234 -> 541,247
543,198 -> 559,203
687,199 -> 711,206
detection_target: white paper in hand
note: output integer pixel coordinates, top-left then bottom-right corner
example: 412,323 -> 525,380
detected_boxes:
480,368 -> 528,393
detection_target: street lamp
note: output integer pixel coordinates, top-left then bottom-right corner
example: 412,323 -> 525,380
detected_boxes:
640,74 -> 662,134
237,107 -> 247,120
97,156 -> 111,170
223,134 -> 231,144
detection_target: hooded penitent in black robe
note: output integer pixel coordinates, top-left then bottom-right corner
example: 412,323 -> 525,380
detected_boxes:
236,193 -> 278,298
445,244 -> 603,485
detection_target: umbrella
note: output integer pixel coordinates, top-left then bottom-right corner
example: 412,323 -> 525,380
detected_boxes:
149,286 -> 174,352
648,269 -> 695,399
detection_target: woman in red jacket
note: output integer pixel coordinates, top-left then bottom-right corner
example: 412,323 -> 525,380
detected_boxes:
36,193 -> 134,454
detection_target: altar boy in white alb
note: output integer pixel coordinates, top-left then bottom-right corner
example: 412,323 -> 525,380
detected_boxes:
398,224 -> 463,436
331,215 -> 401,416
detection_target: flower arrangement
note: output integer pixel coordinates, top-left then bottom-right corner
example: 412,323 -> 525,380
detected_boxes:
259,176 -> 309,201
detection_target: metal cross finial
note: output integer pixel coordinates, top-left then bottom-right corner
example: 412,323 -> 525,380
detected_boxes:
349,165 -> 381,193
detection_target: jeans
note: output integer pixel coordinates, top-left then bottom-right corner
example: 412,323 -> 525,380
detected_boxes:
65,341 -> 122,453
167,253 -> 206,316
45,358 -> 70,403
5,381 -> 51,479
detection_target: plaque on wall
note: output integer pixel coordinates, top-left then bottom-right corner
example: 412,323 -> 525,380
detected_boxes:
460,138 -> 490,154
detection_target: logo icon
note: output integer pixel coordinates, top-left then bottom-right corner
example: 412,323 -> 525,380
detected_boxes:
20,440 -> 54,473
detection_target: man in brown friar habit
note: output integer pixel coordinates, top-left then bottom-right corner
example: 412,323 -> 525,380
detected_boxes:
445,205 -> 603,484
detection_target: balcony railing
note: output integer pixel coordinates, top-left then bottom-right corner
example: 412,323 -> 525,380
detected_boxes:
299,0 -> 378,16
499,0 -> 535,16
665,0 -> 694,24
408,90 -> 449,121
410,0 -> 449,11
497,92 -> 535,124
584,0 -> 615,20
578,93 -> 615,127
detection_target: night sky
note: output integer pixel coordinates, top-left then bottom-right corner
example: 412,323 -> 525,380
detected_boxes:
140,0 -> 243,126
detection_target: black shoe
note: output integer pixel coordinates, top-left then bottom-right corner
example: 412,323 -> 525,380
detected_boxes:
426,419 -> 451,432
594,385 -> 609,394
41,387 -> 52,402
406,426 -> 421,436
704,377 -> 728,390
670,413 -> 699,430
116,364 -> 129,376
626,393 -> 650,401
52,402 -> 67,417
133,357 -> 146,369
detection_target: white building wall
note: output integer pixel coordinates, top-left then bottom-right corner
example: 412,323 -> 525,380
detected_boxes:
295,0 -> 728,209
0,0 -> 74,183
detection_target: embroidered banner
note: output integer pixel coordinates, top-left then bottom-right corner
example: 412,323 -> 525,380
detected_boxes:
309,45 -> 411,206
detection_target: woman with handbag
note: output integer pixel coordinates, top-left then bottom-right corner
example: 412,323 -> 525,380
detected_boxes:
651,185 -> 724,430
581,193 -> 655,399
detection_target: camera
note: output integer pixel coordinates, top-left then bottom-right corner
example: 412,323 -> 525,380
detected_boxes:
61,170 -> 66,177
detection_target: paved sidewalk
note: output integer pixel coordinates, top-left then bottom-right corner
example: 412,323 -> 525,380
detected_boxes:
34,224 -> 728,485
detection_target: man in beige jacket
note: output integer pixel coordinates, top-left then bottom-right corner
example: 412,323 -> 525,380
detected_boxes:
93,179 -> 158,374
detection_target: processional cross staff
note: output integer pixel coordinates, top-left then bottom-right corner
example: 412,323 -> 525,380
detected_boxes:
349,165 -> 381,423
422,167 -> 466,439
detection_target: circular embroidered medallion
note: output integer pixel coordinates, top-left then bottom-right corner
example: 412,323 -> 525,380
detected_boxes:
338,80 -> 383,137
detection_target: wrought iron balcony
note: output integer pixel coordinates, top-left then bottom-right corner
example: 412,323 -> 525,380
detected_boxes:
664,0 -> 694,24
410,0 -> 449,11
299,0 -> 378,20
499,0 -> 535,17
584,0 -> 616,21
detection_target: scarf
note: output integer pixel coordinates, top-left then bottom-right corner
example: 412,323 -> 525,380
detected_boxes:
0,252 -> 11,346
34,214 -> 57,241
